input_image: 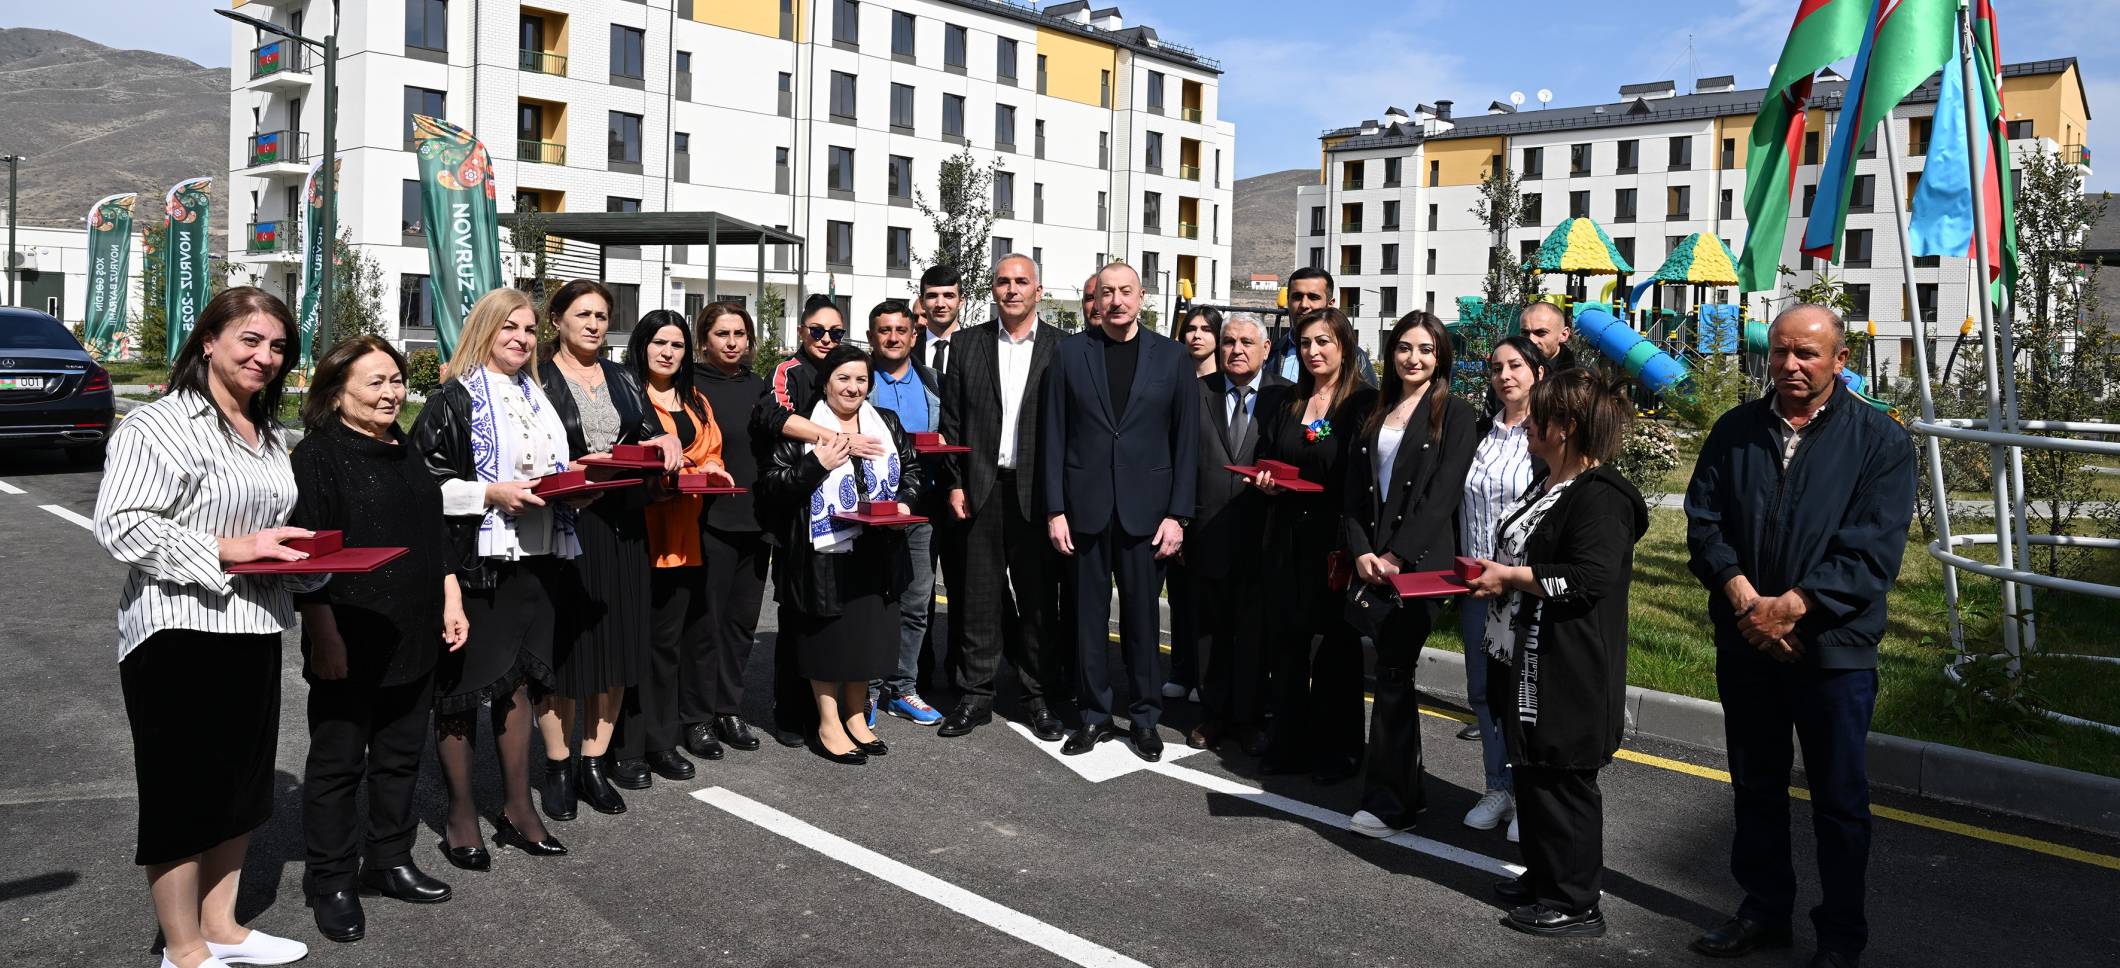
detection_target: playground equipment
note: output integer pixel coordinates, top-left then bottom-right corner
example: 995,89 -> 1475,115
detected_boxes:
1571,304 -> 1690,395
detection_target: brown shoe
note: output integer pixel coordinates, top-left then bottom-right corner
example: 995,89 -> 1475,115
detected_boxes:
1187,722 -> 1223,750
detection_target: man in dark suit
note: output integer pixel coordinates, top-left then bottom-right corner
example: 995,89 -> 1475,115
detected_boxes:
1043,261 -> 1200,762
1181,314 -> 1287,751
913,264 -> 963,376
933,253 -> 1068,741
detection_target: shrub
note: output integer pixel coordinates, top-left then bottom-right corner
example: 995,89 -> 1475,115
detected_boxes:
406,348 -> 442,394
1613,417 -> 1682,507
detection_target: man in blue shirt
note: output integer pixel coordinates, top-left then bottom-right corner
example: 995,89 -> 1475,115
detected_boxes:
866,300 -> 945,726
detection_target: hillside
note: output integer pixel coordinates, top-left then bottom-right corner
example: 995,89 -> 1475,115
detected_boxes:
1228,167 -> 1312,305
0,28 -> 228,246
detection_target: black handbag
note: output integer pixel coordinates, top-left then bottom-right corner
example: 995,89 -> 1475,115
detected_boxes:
1343,579 -> 1396,639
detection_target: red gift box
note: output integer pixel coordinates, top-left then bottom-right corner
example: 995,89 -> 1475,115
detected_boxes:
912,431 -> 970,455
228,547 -> 409,575
676,474 -> 746,495
581,442 -> 666,471
832,500 -> 929,526
1222,463 -> 1324,493
1455,556 -> 1484,580
532,471 -> 642,499
611,442 -> 658,462
285,530 -> 344,557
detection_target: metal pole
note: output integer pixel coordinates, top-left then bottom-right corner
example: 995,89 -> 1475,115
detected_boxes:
315,34 -> 337,352
4,155 -> 17,306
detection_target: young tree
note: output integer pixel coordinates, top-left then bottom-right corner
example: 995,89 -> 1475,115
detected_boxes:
134,221 -> 168,362
913,146 -> 1002,323
751,284 -> 789,379
507,208 -> 558,343
1470,164 -> 1535,312
319,228 -> 389,351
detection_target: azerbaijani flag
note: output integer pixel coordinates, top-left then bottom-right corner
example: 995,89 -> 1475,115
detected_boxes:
1907,0 -> 2015,292
255,131 -> 280,164
1736,0 -> 1871,293
1801,0 -> 1956,263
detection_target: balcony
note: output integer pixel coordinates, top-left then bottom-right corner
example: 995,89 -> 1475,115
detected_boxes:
1340,261 -> 1361,276
249,40 -> 311,94
519,49 -> 568,76
1178,221 -> 1199,240
1180,164 -> 1201,181
518,140 -> 567,165
1182,107 -> 1203,123
1341,220 -> 1363,234
1342,178 -> 1364,191
244,130 -> 310,178
245,219 -> 300,260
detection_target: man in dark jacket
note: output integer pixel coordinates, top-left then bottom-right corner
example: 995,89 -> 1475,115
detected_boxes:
1683,304 -> 1916,968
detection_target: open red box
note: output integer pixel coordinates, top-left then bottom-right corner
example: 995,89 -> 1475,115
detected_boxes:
227,530 -> 411,575
1387,556 -> 1485,600
580,442 -> 667,471
911,431 -> 970,455
831,499 -> 928,526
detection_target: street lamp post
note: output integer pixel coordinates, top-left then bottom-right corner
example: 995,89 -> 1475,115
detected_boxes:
3,154 -> 22,307
216,9 -> 336,354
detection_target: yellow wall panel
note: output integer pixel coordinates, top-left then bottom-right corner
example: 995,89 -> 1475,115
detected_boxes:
1036,27 -> 1115,109
1427,136 -> 1504,187
695,0 -> 803,43
1718,114 -> 1755,169
2001,64 -> 2090,147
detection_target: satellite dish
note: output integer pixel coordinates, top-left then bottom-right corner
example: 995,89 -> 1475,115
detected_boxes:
1509,91 -> 1526,106
1537,89 -> 1553,106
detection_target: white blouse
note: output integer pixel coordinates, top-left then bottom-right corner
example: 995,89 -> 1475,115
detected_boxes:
1459,416 -> 1535,563
93,391 -> 314,660
1374,424 -> 1406,504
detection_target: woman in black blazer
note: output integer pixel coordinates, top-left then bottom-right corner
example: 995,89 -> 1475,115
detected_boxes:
758,344 -> 923,765
532,279 -> 680,820
1251,308 -> 1378,783
1343,310 -> 1478,840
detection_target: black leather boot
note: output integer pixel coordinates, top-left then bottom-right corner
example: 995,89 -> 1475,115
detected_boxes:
539,756 -> 577,822
576,754 -> 629,814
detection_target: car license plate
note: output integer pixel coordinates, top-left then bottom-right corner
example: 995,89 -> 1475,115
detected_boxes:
0,377 -> 45,391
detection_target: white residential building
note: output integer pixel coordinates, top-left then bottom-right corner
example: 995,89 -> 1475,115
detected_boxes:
0,223 -> 149,337
225,0 -> 1234,349
1292,59 -> 2092,372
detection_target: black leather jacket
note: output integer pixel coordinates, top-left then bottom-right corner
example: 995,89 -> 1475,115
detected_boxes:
409,380 -> 504,589
759,406 -> 924,617
535,349 -> 661,457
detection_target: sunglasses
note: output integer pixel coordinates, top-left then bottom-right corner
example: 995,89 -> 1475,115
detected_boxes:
808,326 -> 847,343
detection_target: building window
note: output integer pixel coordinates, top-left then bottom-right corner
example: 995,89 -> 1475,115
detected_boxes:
890,83 -> 915,132
1616,139 -> 1639,173
1720,137 -> 1737,169
1850,174 -> 1876,213
1342,160 -> 1363,190
891,11 -> 915,60
1143,252 -> 1161,292
833,0 -> 859,48
1098,191 -> 1108,231
1719,188 -> 1734,220
1520,239 -> 1539,264
1428,159 -> 1440,187
609,25 -> 645,83
1424,203 -> 1437,231
1341,202 -> 1362,233
1424,248 -> 1438,274
405,0 -> 447,54
1916,282 -> 1939,321
1381,243 -> 1399,273
1521,146 -> 1543,179
1382,201 -> 1401,231
830,72 -> 856,123
1667,185 -> 1691,219
1145,132 -> 1163,173
1914,254 -> 1940,269
1615,188 -> 1637,223
993,171 -> 1015,218
674,132 -> 691,181
1669,135 -> 1693,170
1037,53 -> 1048,94
1907,117 -> 1933,155
1034,182 -> 1044,223
1845,228 -> 1874,268
778,72 -> 794,118
1098,131 -> 1110,169
887,226 -> 912,273
944,24 -> 967,72
1570,143 -> 1591,176
1521,193 -> 1542,224
403,86 -> 445,150
1142,191 -> 1161,234
400,274 -> 434,327
997,37 -> 1019,83
1569,190 -> 1589,219
775,147 -> 791,193
1339,245 -> 1360,276
1803,131 -> 1821,165
888,154 -> 913,201
1340,286 -> 1359,317
608,111 -> 643,170
1146,70 -> 1165,114
1099,69 -> 1111,107
828,146 -> 855,196
995,104 -> 1016,150
1380,287 -> 1398,317
1801,183 -> 1817,217
1425,291 -> 1436,314
401,180 -> 424,238
1384,156 -> 1402,187
1035,119 -> 1046,159
1308,247 -> 1324,270
1848,283 -> 1871,319
1613,236 -> 1635,266
943,94 -> 965,140
826,219 -> 854,268
1308,205 -> 1325,236
2007,119 -> 2034,140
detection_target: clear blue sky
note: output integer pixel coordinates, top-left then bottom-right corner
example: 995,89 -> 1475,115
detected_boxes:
13,0 -> 2109,189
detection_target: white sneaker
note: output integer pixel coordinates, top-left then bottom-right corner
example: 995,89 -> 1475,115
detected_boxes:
205,930 -> 308,966
1463,789 -> 1514,830
1160,681 -> 1189,699
161,958 -> 234,968
1507,815 -> 1520,843
1349,809 -> 1407,839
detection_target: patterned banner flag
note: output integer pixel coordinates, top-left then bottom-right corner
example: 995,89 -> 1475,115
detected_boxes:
163,177 -> 213,364
412,115 -> 501,360
297,156 -> 341,367
82,193 -> 137,359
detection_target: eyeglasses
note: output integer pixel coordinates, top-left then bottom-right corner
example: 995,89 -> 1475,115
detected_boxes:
808,327 -> 847,343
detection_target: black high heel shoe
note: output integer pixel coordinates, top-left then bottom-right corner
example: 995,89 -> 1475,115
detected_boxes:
490,814 -> 568,856
437,834 -> 491,872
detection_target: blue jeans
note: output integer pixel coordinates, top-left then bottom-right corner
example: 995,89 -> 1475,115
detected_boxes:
1456,598 -> 1512,792
876,521 -> 935,699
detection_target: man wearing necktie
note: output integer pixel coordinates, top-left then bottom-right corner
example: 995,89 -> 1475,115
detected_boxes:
914,265 -> 962,376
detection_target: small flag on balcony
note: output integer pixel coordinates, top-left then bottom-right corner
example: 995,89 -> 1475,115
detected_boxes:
254,223 -> 278,248
256,41 -> 283,74
255,132 -> 280,165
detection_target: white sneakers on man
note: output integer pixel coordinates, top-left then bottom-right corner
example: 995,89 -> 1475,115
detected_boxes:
204,929 -> 309,965
1349,809 -> 1408,839
1464,789 -> 1514,830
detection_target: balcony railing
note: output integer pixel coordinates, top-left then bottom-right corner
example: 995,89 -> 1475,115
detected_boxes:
2064,143 -> 2091,167
1179,164 -> 1201,181
519,49 -> 568,76
518,140 -> 567,165
1178,221 -> 1199,240
251,40 -> 307,79
1341,221 -> 1363,233
1340,262 -> 1361,276
247,219 -> 298,254
1182,107 -> 1202,123
246,130 -> 309,168
1342,179 -> 1364,191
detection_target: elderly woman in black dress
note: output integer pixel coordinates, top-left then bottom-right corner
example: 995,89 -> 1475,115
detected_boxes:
290,335 -> 466,942
759,343 -> 923,764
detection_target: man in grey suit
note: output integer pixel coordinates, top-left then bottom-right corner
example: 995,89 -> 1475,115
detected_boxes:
933,254 -> 1068,741
1180,314 -> 1287,751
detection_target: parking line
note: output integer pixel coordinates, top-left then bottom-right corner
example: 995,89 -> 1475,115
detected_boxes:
693,787 -> 1154,968
40,504 -> 94,531
0,480 -> 24,495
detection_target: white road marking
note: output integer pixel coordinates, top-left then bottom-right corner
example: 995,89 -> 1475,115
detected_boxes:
0,480 -> 24,495
693,787 -> 1154,968
1006,721 -> 1207,782
40,504 -> 94,531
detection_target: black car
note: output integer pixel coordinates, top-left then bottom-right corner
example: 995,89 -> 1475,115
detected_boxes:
0,307 -> 117,464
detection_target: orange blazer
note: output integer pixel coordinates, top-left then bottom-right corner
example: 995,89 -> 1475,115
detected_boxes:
647,390 -> 725,568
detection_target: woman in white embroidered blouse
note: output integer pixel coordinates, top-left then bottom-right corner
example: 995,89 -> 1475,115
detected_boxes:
92,287 -> 316,968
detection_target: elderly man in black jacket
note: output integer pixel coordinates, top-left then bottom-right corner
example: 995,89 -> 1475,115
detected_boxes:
1683,304 -> 1916,968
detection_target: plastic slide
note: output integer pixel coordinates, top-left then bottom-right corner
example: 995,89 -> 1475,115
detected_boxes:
1571,306 -> 1691,395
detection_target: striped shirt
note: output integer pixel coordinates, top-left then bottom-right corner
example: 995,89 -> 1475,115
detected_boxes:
1458,415 -> 1535,563
93,391 -> 307,660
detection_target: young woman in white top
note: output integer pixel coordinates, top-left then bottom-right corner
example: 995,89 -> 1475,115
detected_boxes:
93,287 -> 316,968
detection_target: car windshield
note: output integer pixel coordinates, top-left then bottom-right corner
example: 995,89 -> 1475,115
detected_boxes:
0,316 -> 85,352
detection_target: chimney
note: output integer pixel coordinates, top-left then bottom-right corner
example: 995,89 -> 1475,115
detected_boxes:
1435,99 -> 1454,120
1695,74 -> 1737,94
1619,80 -> 1678,100
1384,105 -> 1410,124
1090,6 -> 1124,31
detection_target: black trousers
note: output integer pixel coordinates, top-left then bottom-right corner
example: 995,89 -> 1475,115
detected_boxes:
683,527 -> 769,723
946,472 -> 1062,708
617,565 -> 704,758
1072,514 -> 1166,729
1357,605 -> 1436,826
772,597 -> 811,735
1191,562 -> 1268,726
1515,765 -> 1605,915
1165,558 -> 1201,691
1263,623 -> 1366,772
302,672 -> 433,896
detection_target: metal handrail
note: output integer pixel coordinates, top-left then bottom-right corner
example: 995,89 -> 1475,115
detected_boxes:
251,40 -> 307,79
1179,164 -> 1201,180
518,140 -> 567,165
246,130 -> 310,167
247,219 -> 299,254
519,49 -> 568,75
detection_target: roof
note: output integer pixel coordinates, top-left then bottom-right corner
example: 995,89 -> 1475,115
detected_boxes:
1618,80 -> 1676,96
1697,74 -> 1736,88
1248,273 -> 1278,281
944,0 -> 1219,72
2080,205 -> 2120,266
1320,57 -> 2083,151
496,211 -> 805,247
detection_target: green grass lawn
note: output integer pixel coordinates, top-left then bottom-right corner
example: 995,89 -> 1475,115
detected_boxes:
101,362 -> 170,385
1422,508 -> 2120,780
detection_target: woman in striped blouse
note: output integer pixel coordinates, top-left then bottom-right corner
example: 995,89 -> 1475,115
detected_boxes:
1454,334 -> 1550,842
93,287 -> 315,968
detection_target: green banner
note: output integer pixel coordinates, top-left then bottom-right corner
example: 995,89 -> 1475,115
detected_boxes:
297,157 -> 339,367
413,115 -> 501,360
162,177 -> 212,363
82,192 -> 136,359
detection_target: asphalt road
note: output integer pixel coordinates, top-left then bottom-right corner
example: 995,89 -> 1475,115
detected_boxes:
4,447 -> 2118,968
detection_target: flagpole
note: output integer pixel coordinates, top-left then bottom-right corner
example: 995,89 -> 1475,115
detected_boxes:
1954,0 -> 2023,662
1878,117 -> 1964,651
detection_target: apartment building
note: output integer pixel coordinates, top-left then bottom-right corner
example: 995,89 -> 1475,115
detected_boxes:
1293,59 -> 2092,370
226,0 -> 1235,348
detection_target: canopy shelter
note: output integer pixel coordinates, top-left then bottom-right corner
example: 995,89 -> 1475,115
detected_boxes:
495,210 -> 807,316
1527,217 -> 1633,276
1651,232 -> 1741,285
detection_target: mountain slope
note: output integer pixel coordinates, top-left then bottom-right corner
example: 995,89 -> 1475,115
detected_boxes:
1229,167 -> 1311,306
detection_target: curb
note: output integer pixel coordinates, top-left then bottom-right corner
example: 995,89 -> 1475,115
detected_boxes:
1414,647 -> 2120,837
